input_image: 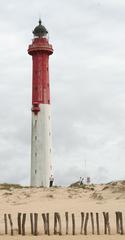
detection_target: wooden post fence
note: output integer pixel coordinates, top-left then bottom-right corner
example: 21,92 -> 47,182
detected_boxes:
0,211 -> 125,236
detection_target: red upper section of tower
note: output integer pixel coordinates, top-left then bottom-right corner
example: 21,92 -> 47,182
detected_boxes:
28,23 -> 53,110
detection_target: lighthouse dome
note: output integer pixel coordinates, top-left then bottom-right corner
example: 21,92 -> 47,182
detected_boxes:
33,19 -> 48,37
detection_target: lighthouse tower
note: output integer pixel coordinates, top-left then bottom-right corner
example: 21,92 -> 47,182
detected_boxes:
28,20 -> 53,187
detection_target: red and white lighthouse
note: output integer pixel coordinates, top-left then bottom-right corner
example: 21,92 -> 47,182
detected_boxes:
28,20 -> 53,187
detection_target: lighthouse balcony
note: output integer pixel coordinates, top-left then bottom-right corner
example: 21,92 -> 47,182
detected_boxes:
32,103 -> 40,114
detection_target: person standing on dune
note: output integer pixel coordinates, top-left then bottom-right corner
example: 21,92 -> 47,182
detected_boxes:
49,175 -> 54,187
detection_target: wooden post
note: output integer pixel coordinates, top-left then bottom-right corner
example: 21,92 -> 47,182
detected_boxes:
8,214 -> 13,236
72,213 -> 75,235
84,212 -> 89,235
4,214 -> 8,234
115,211 -> 123,235
34,213 -> 38,236
22,213 -> 26,236
90,212 -> 94,234
46,213 -> 50,235
106,212 -> 111,235
103,212 -> 107,234
96,213 -> 100,235
17,212 -> 21,235
42,213 -> 48,235
103,212 -> 110,234
54,212 -> 58,234
119,212 -> 124,235
30,213 -> 34,235
116,212 -> 119,234
54,212 -> 62,235
80,212 -> 84,234
65,212 -> 69,235
57,213 -> 62,235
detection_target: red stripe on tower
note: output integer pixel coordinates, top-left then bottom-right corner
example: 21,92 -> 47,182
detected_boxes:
28,38 -> 53,104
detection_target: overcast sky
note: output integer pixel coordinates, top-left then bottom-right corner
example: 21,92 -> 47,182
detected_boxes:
0,0 -> 125,185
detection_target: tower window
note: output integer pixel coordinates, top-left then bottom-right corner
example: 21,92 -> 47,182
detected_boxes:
35,152 -> 37,156
50,148 -> 51,153
35,170 -> 37,174
35,136 -> 37,140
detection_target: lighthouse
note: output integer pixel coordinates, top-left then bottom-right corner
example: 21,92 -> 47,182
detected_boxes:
28,20 -> 53,187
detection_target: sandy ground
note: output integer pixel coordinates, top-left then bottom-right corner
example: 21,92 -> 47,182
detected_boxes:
0,236 -> 125,240
0,181 -> 124,239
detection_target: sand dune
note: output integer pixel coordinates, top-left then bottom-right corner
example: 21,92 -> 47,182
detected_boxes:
0,181 -> 124,239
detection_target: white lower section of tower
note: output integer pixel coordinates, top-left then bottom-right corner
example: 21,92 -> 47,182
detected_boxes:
31,104 -> 53,187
